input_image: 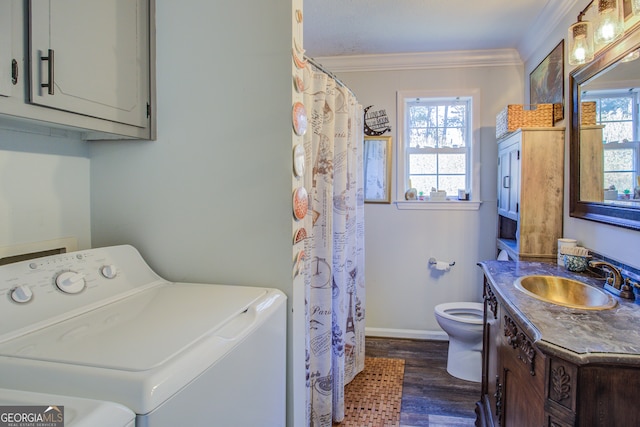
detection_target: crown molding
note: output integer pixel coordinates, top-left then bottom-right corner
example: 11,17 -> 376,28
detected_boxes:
518,0 -> 581,63
312,0 -> 582,72
312,49 -> 522,73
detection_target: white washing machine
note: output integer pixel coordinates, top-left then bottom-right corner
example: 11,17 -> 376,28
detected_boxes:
0,245 -> 287,427
0,388 -> 135,426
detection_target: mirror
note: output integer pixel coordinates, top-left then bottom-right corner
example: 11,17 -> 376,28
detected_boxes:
364,136 -> 393,203
570,23 -> 640,230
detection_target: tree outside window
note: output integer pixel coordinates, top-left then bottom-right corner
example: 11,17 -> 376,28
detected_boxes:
583,90 -> 639,196
404,97 -> 470,197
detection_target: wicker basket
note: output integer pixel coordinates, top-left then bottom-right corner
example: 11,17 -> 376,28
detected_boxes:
496,104 -> 553,139
581,101 -> 597,126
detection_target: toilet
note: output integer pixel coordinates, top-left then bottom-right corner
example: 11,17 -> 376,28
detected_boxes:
434,302 -> 484,382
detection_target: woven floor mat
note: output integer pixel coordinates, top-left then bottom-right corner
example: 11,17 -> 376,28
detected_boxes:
334,357 -> 405,427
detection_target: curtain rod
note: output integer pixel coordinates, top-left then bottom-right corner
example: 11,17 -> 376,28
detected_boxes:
304,55 -> 356,97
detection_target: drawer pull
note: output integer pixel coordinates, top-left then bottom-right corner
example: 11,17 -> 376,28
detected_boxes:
41,49 -> 55,95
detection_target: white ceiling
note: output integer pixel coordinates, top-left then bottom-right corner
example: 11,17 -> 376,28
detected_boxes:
304,0 -> 569,58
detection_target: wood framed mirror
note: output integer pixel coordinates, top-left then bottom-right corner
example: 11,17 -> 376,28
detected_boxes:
569,22 -> 640,230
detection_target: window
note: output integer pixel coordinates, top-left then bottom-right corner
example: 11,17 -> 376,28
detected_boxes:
397,91 -> 478,204
583,89 -> 639,196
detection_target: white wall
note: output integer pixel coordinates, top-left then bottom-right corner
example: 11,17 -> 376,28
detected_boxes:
0,127 -> 90,251
524,1 -> 640,270
89,1 -> 302,425
326,62 -> 523,337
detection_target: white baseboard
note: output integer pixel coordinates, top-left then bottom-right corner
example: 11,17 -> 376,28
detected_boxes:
365,327 -> 448,341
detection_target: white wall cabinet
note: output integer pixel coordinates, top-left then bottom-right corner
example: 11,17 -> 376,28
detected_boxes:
496,128 -> 565,261
0,2 -> 13,98
0,0 -> 155,140
29,0 -> 148,128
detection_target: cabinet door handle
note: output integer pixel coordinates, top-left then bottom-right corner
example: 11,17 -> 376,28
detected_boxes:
502,176 -> 510,189
11,59 -> 18,85
40,49 -> 55,95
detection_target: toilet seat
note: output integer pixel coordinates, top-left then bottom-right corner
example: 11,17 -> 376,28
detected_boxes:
435,302 -> 483,324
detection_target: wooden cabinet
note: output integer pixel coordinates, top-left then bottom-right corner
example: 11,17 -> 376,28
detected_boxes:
496,128 -> 565,261
477,277 -> 640,427
0,0 -> 155,140
579,126 -> 605,202
478,281 -> 502,427
478,278 -> 545,427
500,312 -> 545,426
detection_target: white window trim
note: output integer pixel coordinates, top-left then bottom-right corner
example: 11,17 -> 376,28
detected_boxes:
394,89 -> 482,211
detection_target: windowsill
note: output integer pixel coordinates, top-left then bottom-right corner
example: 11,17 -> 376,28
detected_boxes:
394,200 -> 482,210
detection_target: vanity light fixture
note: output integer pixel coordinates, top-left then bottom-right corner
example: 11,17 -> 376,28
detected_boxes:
568,19 -> 595,65
568,0 -> 636,66
594,0 -> 624,45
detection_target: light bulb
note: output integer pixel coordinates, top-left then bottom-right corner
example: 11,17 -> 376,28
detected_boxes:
597,19 -> 617,43
568,21 -> 594,65
594,0 -> 623,45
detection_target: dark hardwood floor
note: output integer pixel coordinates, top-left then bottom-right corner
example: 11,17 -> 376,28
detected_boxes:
365,337 -> 480,427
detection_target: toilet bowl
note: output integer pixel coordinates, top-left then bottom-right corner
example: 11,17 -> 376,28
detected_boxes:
434,302 -> 484,382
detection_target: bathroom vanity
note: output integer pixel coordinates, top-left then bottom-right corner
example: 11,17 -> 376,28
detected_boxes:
476,261 -> 640,427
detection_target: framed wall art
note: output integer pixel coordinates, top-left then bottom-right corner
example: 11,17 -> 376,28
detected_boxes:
364,136 -> 392,203
530,40 -> 564,122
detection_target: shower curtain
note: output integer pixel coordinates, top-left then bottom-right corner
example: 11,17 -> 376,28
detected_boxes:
302,64 -> 366,426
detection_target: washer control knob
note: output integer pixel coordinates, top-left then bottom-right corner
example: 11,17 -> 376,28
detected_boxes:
55,271 -> 86,294
10,285 -> 33,303
100,265 -> 117,279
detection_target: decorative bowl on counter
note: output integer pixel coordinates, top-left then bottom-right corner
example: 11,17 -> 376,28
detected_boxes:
563,254 -> 590,272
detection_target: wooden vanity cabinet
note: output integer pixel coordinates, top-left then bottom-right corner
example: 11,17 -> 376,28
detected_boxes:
496,128 -> 565,262
478,277 -> 640,427
478,278 -> 545,427
478,281 -> 501,427
500,313 -> 545,426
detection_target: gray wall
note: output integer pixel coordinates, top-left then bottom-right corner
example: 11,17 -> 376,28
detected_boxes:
326,62 -> 522,336
525,2 -> 640,269
0,127 -> 90,250
89,1 -> 300,424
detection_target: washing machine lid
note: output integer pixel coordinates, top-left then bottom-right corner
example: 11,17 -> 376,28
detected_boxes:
0,388 -> 135,427
0,283 -> 268,371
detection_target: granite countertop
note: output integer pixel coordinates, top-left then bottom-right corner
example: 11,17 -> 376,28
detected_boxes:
479,260 -> 640,366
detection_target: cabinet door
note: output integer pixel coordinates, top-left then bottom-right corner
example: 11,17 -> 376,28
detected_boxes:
500,314 -> 545,427
0,1 -> 12,97
482,281 -> 502,426
497,141 -> 520,221
29,0 -> 148,127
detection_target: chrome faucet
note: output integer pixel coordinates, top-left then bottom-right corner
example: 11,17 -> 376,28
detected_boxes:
588,260 -> 634,299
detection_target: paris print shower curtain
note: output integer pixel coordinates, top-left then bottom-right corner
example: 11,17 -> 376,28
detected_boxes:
302,65 -> 366,426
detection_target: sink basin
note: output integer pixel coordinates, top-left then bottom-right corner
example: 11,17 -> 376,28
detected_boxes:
514,275 -> 617,310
